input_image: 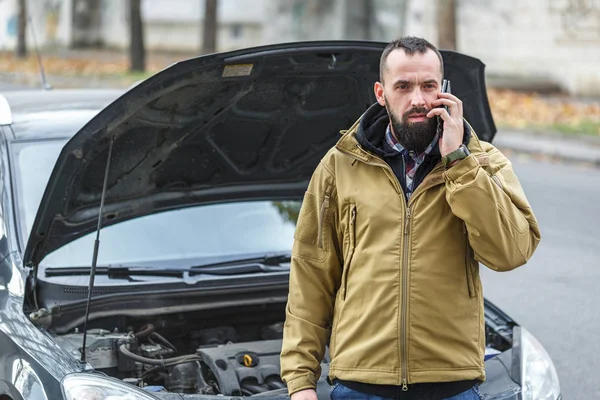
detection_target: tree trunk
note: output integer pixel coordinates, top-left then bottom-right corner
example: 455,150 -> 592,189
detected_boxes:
16,0 -> 27,58
202,0 -> 218,54
437,0 -> 457,51
129,0 -> 145,72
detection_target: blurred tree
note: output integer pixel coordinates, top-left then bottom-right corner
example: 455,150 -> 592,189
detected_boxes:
202,0 -> 218,54
16,0 -> 27,58
272,201 -> 301,225
129,0 -> 146,72
437,0 -> 457,50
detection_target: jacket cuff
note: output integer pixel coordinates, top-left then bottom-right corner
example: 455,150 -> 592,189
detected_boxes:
443,153 -> 479,182
286,374 -> 318,396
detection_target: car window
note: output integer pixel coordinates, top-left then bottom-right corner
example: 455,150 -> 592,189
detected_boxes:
11,139 -> 301,267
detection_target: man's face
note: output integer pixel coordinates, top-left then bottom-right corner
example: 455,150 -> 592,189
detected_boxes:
374,49 -> 443,152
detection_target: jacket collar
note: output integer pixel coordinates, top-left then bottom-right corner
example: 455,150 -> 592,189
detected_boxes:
336,105 -> 485,162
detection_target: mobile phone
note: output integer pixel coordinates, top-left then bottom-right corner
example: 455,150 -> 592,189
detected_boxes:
441,79 -> 451,112
437,79 -> 451,136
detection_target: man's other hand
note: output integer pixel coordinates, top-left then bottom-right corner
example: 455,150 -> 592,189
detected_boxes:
291,388 -> 318,400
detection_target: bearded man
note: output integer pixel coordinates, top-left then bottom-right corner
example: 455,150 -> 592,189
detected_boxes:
280,36 -> 541,400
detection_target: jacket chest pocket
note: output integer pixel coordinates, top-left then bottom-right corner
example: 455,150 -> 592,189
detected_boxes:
293,190 -> 331,262
340,204 -> 357,300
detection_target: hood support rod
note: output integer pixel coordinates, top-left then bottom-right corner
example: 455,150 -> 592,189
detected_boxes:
80,136 -> 114,364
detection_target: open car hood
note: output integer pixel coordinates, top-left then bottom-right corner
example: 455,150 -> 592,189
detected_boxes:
24,41 -> 496,267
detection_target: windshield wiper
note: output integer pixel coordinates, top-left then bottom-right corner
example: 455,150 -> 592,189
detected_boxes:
192,253 -> 291,268
44,253 -> 291,278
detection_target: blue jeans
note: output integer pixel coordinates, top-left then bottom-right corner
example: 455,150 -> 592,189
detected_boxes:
329,382 -> 483,400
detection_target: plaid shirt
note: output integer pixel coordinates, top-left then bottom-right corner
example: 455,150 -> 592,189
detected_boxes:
385,124 -> 439,199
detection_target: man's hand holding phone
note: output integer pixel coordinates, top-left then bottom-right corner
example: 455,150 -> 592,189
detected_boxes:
427,80 -> 465,158
291,389 -> 318,400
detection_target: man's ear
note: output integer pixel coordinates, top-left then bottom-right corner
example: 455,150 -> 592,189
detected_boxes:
374,82 -> 385,106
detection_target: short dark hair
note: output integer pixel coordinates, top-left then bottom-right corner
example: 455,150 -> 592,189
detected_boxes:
379,36 -> 444,83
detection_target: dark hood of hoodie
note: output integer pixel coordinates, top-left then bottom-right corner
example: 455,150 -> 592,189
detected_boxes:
355,103 -> 471,159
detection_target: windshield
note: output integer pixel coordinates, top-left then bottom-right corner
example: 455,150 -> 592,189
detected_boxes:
11,139 -> 301,267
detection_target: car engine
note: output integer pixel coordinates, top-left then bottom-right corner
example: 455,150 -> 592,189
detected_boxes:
52,321 -> 289,396
49,303 -> 508,397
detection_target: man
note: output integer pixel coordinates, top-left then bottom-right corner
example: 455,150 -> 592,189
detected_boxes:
280,36 -> 541,400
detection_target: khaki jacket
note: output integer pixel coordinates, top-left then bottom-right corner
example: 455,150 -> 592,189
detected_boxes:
280,115 -> 541,395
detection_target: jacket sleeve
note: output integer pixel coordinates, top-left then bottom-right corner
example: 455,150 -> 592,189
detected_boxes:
444,140 -> 541,271
280,161 -> 342,395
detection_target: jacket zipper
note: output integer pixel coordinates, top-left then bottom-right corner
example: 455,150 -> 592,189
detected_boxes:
317,194 -> 330,249
342,206 -> 357,300
464,223 -> 476,298
401,206 -> 411,391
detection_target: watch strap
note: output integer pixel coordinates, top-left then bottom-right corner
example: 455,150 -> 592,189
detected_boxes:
442,144 -> 470,168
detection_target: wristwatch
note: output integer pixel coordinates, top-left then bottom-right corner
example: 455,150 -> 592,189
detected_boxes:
442,144 -> 471,168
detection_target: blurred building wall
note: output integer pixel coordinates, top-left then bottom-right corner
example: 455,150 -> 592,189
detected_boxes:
260,0 -> 437,44
457,0 -> 600,96
262,0 -> 600,97
0,0 -> 265,53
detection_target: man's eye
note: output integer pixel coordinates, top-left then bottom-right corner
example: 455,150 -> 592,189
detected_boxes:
398,85 -> 408,90
424,84 -> 435,89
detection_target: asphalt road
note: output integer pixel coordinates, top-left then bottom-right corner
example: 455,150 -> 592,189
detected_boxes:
481,155 -> 600,400
0,81 -> 32,91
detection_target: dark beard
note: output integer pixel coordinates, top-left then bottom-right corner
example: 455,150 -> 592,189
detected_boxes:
386,105 -> 438,154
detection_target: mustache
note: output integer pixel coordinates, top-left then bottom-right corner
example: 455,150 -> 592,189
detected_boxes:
403,107 -> 430,119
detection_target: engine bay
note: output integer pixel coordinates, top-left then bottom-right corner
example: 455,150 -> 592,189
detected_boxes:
49,302 -> 511,397
51,303 -> 294,396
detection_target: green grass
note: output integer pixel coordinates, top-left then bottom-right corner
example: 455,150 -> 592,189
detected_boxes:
549,120 -> 600,136
121,70 -> 155,80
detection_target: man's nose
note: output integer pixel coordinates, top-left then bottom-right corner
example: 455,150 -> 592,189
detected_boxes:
411,90 -> 426,107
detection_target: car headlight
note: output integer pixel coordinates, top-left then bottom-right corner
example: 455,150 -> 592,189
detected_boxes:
520,327 -> 561,400
61,373 -> 160,400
